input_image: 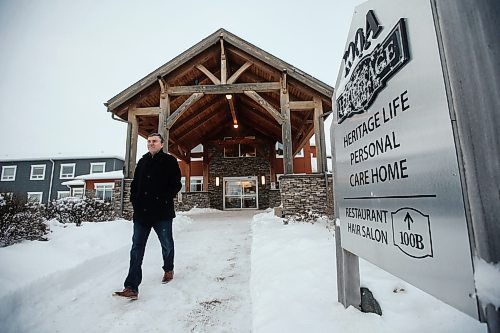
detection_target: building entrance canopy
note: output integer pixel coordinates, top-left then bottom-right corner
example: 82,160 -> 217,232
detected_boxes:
104,29 -> 333,178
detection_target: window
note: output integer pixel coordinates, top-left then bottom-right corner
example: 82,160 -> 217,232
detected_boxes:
223,177 -> 258,210
57,191 -> 70,199
224,144 -> 239,158
180,177 -> 204,192
30,164 -> 46,180
1,166 -> 17,181
72,187 -> 84,198
60,163 -> 75,179
90,162 -> 106,174
95,183 -> 114,202
190,177 -> 203,192
27,192 -> 43,204
223,137 -> 256,158
240,144 -> 256,157
295,149 -> 304,158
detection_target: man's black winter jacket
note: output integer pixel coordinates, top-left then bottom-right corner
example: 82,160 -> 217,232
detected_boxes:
130,150 -> 182,222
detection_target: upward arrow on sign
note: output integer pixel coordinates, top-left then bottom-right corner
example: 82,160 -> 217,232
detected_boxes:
404,212 -> 414,230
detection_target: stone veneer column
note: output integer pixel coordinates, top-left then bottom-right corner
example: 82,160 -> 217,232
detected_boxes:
113,179 -> 133,220
268,189 -> 282,208
280,174 -> 333,219
175,192 -> 210,211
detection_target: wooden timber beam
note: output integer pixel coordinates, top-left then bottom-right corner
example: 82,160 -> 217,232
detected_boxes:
167,82 -> 281,96
175,108 -> 227,143
127,106 -> 139,177
166,92 -> 204,129
228,97 -> 238,127
227,61 -> 252,84
220,37 -> 227,84
238,105 -> 282,138
134,107 -> 161,116
172,98 -> 226,139
313,96 -> 327,173
280,72 -> 293,174
179,115 -> 229,149
238,114 -> 281,141
175,144 -> 190,162
225,46 -> 280,81
289,100 -> 315,110
168,140 -> 188,157
294,125 -> 314,157
244,90 -> 284,125
223,41 -> 334,98
195,64 -> 221,85
124,122 -> 132,178
166,148 -> 181,162
195,60 -> 252,86
158,78 -> 170,153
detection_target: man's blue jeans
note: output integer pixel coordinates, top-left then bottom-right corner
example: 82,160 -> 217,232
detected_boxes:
124,218 -> 174,292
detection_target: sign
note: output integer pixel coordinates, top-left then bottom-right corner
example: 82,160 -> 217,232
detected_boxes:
332,0 -> 479,319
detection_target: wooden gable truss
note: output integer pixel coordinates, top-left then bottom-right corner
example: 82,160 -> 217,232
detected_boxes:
105,29 -> 333,179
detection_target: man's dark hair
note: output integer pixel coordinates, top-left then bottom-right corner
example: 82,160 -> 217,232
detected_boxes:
148,133 -> 164,143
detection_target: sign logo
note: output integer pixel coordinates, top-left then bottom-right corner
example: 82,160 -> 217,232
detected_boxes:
337,18 -> 410,124
391,207 -> 433,259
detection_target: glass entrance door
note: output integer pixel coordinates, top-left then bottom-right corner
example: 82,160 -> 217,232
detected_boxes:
223,177 -> 258,210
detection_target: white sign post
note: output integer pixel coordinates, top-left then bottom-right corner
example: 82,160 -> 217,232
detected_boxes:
332,0 -> 481,320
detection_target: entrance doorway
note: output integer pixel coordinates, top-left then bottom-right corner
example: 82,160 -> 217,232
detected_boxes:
223,176 -> 258,210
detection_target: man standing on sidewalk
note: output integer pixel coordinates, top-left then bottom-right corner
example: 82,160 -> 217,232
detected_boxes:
114,133 -> 182,300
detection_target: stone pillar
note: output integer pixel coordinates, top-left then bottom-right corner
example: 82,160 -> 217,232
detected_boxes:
113,179 -> 133,220
280,174 -> 333,220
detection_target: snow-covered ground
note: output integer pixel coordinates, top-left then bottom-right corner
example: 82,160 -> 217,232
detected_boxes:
0,209 -> 488,332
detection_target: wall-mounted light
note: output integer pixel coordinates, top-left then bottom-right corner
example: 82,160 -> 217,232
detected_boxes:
261,175 -> 266,185
216,176 -> 220,187
233,123 -> 239,129
225,94 -> 232,100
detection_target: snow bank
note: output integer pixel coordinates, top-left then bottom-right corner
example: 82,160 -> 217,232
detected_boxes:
250,210 -> 486,333
0,219 -> 131,298
0,209 -> 489,333
178,207 -> 221,215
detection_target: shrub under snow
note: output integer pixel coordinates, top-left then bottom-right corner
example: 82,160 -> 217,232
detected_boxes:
44,197 -> 117,226
0,195 -> 48,247
0,196 -> 117,247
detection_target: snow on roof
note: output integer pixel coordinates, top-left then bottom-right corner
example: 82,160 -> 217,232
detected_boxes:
74,170 -> 124,180
0,153 -> 124,162
61,179 -> 85,186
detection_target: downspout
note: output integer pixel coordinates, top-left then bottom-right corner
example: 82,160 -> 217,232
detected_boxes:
48,159 -> 55,203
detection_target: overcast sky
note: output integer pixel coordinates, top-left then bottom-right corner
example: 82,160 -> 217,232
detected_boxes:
0,0 -> 364,160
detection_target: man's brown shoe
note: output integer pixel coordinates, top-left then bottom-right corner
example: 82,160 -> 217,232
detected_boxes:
162,270 -> 174,284
113,288 -> 138,300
